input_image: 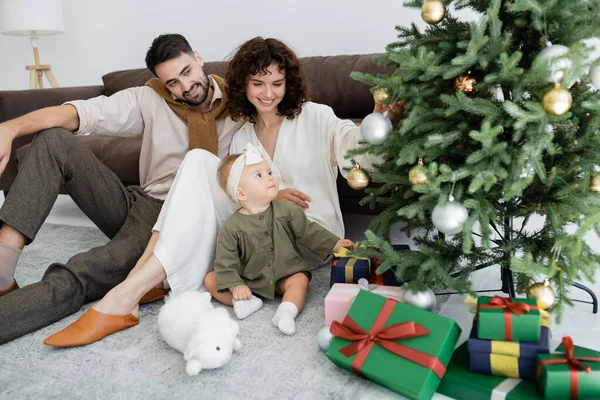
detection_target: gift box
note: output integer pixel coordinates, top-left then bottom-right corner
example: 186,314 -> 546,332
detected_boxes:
536,336 -> 600,399
468,320 -> 551,381
325,290 -> 461,400
477,296 -> 541,342
369,244 -> 410,287
330,249 -> 372,287
324,281 -> 403,326
438,343 -> 544,400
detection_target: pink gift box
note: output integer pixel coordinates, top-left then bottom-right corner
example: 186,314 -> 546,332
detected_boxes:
324,282 -> 403,326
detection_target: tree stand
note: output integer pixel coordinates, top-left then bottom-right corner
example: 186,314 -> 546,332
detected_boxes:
441,215 -> 598,314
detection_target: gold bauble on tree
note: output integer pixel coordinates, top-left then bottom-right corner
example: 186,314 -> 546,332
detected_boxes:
409,158 -> 429,185
373,87 -> 391,104
421,0 -> 446,25
590,175 -> 600,193
526,279 -> 556,309
347,164 -> 370,190
455,72 -> 477,95
542,83 -> 572,116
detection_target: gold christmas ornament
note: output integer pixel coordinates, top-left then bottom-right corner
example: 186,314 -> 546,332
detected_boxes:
526,279 -> 556,309
421,0 -> 446,25
408,158 -> 429,185
590,175 -> 600,193
347,164 -> 370,190
542,83 -> 572,116
455,73 -> 477,95
373,87 -> 391,104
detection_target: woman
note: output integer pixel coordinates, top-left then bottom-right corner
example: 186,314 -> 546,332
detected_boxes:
228,37 -> 374,239
44,37 -> 401,347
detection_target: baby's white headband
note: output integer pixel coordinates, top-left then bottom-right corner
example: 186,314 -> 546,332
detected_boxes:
226,144 -> 269,204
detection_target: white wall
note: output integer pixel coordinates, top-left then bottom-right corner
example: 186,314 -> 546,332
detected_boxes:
0,1 -> 596,91
0,0 -> 478,90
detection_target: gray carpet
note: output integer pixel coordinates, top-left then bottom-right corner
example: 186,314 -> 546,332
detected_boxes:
0,223 -> 450,400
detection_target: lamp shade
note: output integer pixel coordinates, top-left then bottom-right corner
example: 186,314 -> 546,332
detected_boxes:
0,0 -> 64,36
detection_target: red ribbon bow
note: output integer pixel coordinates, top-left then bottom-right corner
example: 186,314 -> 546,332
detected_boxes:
478,296 -> 538,341
537,336 -> 600,400
330,298 -> 446,379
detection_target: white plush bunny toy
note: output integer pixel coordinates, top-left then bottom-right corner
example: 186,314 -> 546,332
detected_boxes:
158,291 -> 242,376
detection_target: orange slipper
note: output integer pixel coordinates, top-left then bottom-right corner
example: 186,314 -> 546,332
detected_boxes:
44,308 -> 139,347
0,280 -> 19,297
139,288 -> 168,305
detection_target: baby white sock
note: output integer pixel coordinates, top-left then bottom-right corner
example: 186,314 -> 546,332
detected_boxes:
232,296 -> 263,320
0,243 -> 21,290
272,301 -> 298,335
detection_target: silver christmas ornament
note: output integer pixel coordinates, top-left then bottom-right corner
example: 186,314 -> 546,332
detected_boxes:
537,43 -> 572,83
431,195 -> 469,235
360,112 -> 392,145
590,64 -> 600,90
316,326 -> 334,351
520,163 -> 534,179
403,287 -> 437,311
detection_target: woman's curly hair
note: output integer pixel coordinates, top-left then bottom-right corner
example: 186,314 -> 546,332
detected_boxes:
225,37 -> 308,123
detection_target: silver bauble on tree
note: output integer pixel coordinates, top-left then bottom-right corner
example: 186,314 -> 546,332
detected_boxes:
590,64 -> 600,90
360,112 -> 392,145
403,287 -> 437,311
431,195 -> 469,235
316,326 -> 334,351
537,43 -> 572,83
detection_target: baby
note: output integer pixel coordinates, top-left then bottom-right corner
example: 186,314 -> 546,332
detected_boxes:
203,144 -> 353,335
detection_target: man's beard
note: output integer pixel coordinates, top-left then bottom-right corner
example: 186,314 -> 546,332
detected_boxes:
180,73 -> 210,106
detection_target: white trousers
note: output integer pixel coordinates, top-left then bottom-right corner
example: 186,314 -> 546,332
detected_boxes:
152,149 -> 237,295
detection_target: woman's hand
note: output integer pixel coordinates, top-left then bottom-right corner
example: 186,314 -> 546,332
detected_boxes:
331,239 -> 355,254
230,284 -> 252,301
374,99 -> 406,127
275,188 -> 311,209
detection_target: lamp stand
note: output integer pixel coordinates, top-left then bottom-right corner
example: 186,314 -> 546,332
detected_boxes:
25,37 -> 58,89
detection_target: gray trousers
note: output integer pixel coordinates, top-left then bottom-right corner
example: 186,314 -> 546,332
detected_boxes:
0,129 -> 163,344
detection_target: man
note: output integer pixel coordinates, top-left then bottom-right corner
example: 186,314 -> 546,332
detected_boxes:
0,33 -> 243,344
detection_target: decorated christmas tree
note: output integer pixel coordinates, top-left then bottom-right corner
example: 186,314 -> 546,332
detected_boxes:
348,0 -> 600,318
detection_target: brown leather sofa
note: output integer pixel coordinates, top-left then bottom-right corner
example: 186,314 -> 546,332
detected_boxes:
0,54 -> 390,214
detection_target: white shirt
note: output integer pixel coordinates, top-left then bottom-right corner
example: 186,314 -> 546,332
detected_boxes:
66,77 -> 243,200
230,102 -> 378,238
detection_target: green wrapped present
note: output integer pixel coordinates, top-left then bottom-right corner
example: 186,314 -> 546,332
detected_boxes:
438,343 -> 544,399
325,290 -> 461,400
536,336 -> 600,399
477,296 -> 541,342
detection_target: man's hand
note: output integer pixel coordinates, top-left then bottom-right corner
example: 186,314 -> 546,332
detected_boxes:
331,239 -> 355,254
0,124 -> 16,175
275,188 -> 311,209
230,284 -> 252,301
374,99 -> 406,127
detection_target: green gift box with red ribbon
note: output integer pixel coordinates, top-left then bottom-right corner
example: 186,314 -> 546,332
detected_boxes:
477,296 -> 541,342
536,336 -> 600,399
325,290 -> 461,400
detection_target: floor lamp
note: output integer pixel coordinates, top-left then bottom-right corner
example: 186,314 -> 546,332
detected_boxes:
0,0 -> 65,89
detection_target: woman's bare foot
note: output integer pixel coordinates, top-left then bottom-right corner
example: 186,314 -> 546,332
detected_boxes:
93,286 -> 140,317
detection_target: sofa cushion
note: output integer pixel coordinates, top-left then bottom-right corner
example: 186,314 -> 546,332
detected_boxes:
16,135 -> 142,184
300,54 -> 393,119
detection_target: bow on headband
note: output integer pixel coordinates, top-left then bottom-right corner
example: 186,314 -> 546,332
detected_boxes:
226,144 -> 270,204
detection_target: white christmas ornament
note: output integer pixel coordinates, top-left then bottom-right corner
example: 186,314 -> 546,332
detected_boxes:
360,112 -> 392,145
316,326 -> 334,351
403,287 -> 437,311
590,64 -> 600,90
431,195 -> 469,235
537,43 -> 572,83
